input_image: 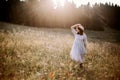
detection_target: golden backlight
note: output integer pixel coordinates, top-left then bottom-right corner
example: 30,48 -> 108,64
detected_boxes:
52,0 -> 101,9
52,0 -> 65,9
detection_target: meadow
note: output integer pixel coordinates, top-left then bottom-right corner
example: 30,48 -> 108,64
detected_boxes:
0,22 -> 120,80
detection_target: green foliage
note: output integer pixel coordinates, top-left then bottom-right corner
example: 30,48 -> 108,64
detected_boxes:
1,1 -> 120,30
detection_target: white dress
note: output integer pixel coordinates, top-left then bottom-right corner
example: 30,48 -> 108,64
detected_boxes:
70,27 -> 87,63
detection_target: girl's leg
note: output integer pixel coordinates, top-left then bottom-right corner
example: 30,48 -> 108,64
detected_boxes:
81,54 -> 85,62
79,54 -> 85,68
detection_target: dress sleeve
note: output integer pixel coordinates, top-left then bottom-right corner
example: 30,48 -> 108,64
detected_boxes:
83,33 -> 87,48
71,24 -> 77,35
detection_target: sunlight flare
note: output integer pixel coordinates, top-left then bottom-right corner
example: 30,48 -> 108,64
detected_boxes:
52,0 -> 65,9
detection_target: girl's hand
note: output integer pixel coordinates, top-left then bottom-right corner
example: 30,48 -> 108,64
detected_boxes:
71,24 -> 82,31
75,24 -> 81,26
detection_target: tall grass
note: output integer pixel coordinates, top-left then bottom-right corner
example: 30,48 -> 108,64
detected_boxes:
0,26 -> 120,80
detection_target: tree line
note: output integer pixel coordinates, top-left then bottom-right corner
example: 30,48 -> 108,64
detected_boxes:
0,0 -> 120,30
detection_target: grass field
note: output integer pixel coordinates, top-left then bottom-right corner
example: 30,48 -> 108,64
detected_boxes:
0,22 -> 120,80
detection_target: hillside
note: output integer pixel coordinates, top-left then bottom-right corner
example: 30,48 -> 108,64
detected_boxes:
0,22 -> 120,80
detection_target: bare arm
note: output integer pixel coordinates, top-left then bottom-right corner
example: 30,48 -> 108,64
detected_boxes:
71,24 -> 81,35
71,24 -> 81,29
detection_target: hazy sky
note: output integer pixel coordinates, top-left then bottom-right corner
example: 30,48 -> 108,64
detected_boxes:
52,0 -> 120,9
18,0 -> 120,9
69,0 -> 120,5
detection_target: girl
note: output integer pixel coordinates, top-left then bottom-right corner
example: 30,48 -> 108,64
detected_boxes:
70,24 -> 87,68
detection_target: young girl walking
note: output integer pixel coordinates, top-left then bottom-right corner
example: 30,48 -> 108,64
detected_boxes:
70,24 -> 87,68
